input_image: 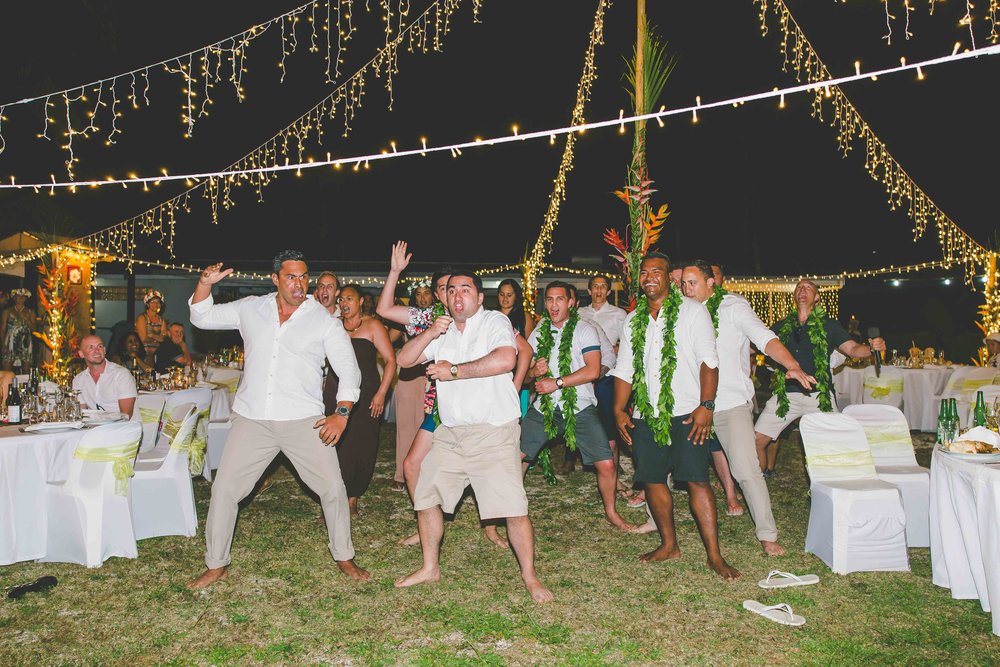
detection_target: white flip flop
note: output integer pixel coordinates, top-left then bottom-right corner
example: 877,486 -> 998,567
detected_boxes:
743,600 -> 806,626
757,570 -> 820,589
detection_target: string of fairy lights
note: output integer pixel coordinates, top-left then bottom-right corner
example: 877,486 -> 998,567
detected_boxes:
520,0 -> 609,312
0,0 -> 370,179
0,0 -> 479,271
754,0 -> 996,286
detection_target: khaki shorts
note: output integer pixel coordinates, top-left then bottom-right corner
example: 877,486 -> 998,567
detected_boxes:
412,420 -> 528,520
754,391 -> 833,440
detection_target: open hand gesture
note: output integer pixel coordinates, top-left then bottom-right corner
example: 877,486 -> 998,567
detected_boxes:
390,241 -> 412,273
199,263 -> 233,286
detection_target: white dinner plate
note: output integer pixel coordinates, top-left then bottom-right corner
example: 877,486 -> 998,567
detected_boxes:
937,444 -> 1000,463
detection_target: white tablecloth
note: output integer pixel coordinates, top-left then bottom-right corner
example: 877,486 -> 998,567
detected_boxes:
834,366 -> 956,431
0,425 -> 87,565
929,449 -> 1000,636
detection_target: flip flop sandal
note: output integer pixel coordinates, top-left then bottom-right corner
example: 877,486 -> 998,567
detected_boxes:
743,600 -> 806,626
757,570 -> 820,589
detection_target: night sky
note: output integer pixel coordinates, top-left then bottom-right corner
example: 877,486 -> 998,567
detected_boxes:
0,0 -> 996,279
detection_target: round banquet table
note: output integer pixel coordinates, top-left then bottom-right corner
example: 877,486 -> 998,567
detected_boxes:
0,425 -> 88,566
929,447 -> 1000,636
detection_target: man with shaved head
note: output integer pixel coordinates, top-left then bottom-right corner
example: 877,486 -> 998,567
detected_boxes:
72,334 -> 138,417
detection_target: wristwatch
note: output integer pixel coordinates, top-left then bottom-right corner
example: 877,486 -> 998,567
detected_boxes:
450,364 -> 459,379
555,377 -> 565,389
699,399 -> 715,411
335,405 -> 351,419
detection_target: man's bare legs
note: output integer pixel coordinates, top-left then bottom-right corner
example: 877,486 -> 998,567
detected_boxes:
638,482 -> 681,562
505,515 -> 553,603
395,506 -> 444,587
711,450 -> 743,515
686,481 -> 741,581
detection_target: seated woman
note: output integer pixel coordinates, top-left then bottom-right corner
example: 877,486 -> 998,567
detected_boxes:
111,331 -> 153,372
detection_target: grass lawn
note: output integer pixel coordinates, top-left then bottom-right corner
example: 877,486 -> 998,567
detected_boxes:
2,425 -> 998,666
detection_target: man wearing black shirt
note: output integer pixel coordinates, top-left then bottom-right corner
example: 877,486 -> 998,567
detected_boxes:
753,280 -> 885,476
155,323 -> 192,373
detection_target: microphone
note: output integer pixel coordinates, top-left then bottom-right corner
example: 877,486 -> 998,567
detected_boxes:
868,326 -> 882,377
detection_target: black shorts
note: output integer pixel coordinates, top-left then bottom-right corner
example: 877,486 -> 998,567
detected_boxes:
631,415 -> 710,484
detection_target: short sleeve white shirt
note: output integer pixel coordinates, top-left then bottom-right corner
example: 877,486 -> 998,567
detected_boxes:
526,318 -> 602,413
73,361 -> 138,412
715,294 -> 778,412
423,307 -> 520,427
610,296 -> 718,417
578,302 -> 628,346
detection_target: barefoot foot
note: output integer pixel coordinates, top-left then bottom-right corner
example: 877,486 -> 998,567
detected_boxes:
398,532 -> 421,547
186,566 -> 228,590
483,525 -> 509,549
395,566 -> 440,588
336,559 -> 371,580
707,556 -> 741,582
639,545 -> 681,563
523,574 -> 553,604
761,540 -> 786,556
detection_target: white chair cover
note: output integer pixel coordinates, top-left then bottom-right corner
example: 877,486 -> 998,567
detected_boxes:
843,404 -> 931,548
861,367 -> 904,409
131,403 -> 200,540
799,413 -> 909,574
131,393 -> 167,453
39,422 -> 143,568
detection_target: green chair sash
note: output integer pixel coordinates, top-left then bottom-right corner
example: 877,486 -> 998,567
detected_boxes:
74,438 -> 142,495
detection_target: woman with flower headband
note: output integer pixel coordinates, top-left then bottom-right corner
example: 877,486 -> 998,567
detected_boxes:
136,290 -> 166,364
1,287 -> 36,372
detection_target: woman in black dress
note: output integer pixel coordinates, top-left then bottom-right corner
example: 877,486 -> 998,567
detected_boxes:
323,284 -> 397,515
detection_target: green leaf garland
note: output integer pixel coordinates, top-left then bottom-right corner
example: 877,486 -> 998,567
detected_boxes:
771,304 -> 833,418
628,284 -> 683,446
534,309 -> 580,451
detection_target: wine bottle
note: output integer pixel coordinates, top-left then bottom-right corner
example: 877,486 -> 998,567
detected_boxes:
6,377 -> 22,425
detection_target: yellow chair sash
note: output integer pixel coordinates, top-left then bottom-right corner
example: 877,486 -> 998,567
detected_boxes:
139,407 -> 162,424
213,377 -> 240,394
165,408 -> 210,475
74,438 -> 141,496
863,377 -> 903,400
806,449 -> 875,479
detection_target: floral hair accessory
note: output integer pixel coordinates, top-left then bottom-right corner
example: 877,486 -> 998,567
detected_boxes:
143,290 -> 164,305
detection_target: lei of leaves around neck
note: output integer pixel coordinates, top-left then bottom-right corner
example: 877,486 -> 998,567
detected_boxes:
770,304 -> 833,418
430,301 -> 448,427
629,283 -> 683,446
704,285 -> 728,333
534,309 -> 580,451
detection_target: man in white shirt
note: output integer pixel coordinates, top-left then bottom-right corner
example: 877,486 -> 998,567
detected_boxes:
186,251 -> 365,590
680,261 -> 815,556
73,335 -> 137,417
611,252 -> 740,581
395,270 -> 553,603
521,281 -> 636,532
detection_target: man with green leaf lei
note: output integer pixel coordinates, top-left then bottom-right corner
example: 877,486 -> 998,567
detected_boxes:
520,281 -> 639,532
611,252 -> 740,581
753,279 -> 885,477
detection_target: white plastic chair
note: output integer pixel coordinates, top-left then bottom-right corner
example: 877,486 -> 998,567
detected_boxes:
131,393 -> 167,453
843,404 -> 930,548
130,403 -> 200,540
39,422 -> 143,568
799,413 -> 909,574
861,367 -> 904,409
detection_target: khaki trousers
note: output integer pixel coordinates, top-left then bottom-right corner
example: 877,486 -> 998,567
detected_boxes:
714,402 -> 778,542
204,414 -> 355,568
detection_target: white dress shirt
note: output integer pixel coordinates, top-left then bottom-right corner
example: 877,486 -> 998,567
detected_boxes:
527,318 -> 602,413
578,301 -> 628,346
422,307 -> 520,427
714,294 -> 778,412
73,361 -> 138,412
610,296 -> 718,417
189,293 -> 360,421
